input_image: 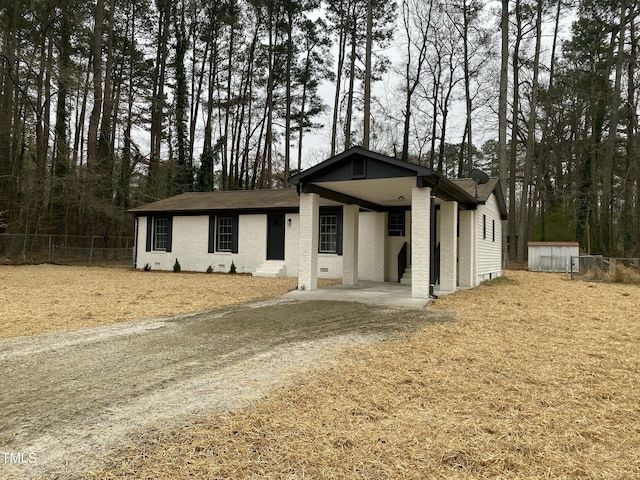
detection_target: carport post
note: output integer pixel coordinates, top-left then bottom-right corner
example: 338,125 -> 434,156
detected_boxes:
342,204 -> 359,285
458,209 -> 476,288
439,201 -> 458,293
411,186 -> 431,298
298,192 -> 319,291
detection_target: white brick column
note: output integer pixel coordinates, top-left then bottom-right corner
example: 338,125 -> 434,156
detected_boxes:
298,192 -> 319,291
439,201 -> 458,293
342,204 -> 359,285
411,186 -> 431,298
458,209 -> 476,288
357,212 -> 386,281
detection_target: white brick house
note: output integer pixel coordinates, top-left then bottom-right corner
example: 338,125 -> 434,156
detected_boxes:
130,147 -> 507,298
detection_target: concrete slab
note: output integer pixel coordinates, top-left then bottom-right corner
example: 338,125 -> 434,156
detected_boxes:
284,281 -> 431,309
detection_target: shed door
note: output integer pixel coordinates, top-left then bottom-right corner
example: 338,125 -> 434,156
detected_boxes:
267,213 -> 285,260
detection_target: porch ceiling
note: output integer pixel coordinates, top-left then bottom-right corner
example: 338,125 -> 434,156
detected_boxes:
315,177 -> 415,208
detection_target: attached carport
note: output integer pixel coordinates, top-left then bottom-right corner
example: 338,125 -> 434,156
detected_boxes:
288,147 -> 480,299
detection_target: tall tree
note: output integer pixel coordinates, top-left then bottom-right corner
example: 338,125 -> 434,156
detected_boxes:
516,0 -> 544,262
173,0 -> 192,194
399,0 -> 432,162
499,0 -> 509,262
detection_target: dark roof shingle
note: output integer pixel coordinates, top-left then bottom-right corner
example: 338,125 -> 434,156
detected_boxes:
129,189 -> 338,215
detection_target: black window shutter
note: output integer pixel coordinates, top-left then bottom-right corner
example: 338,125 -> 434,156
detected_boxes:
145,217 -> 152,251
166,216 -> 173,252
208,215 -> 215,253
231,215 -> 239,253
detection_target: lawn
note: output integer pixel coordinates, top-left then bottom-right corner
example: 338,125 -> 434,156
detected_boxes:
0,264 -> 298,340
76,269 -> 640,479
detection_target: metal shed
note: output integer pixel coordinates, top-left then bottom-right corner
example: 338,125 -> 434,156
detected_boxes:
527,242 -> 580,272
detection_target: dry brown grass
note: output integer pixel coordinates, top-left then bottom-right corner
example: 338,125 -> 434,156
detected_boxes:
0,264 -> 304,340
605,264 -> 640,284
83,270 -> 640,479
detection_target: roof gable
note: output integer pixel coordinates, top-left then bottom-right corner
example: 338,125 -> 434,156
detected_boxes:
289,146 -> 479,210
289,146 -> 433,184
451,178 -> 508,220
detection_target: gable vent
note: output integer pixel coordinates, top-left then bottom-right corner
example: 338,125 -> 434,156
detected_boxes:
352,157 -> 366,179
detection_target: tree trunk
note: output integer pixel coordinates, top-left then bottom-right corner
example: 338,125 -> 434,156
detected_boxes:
331,1 -> 348,157
601,2 -> 626,255
362,0 -> 373,149
344,19 -> 357,150
516,0 -> 542,262
509,0 -> 521,260
623,12 -> 636,256
0,0 -> 18,224
149,0 -> 171,196
499,0 -> 509,265
462,0 -> 473,177
87,0 -> 104,171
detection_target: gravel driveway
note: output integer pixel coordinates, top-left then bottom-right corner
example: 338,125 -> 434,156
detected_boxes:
0,298 -> 448,479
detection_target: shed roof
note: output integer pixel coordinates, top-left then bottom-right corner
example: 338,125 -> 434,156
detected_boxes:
528,242 -> 579,247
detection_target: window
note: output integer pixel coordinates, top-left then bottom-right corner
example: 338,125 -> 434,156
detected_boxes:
388,212 -> 405,237
217,216 -> 234,252
146,216 -> 172,252
482,214 -> 487,240
154,218 -> 169,250
492,219 -> 495,242
208,215 -> 239,253
319,215 -> 338,253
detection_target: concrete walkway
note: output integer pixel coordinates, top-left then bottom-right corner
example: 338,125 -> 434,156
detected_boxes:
284,281 -> 431,309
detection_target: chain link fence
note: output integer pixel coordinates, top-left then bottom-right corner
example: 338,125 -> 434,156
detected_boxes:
570,255 -> 605,281
570,255 -> 640,283
0,234 -> 134,267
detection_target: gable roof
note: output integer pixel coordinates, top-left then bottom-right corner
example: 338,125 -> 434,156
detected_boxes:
289,146 -> 479,210
451,178 -> 508,220
128,189 -> 338,215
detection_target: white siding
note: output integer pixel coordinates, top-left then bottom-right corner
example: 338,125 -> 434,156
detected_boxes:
477,194 -> 503,282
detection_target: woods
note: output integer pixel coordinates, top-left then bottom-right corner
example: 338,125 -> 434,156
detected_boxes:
0,0 -> 639,260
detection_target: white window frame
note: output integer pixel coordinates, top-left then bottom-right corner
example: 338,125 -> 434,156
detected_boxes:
153,217 -> 169,251
319,214 -> 338,253
217,216 -> 233,252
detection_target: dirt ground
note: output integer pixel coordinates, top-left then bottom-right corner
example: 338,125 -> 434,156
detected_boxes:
1,266 -> 639,479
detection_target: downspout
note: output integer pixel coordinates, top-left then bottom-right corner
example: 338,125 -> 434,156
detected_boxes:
133,216 -> 139,269
430,177 -> 441,298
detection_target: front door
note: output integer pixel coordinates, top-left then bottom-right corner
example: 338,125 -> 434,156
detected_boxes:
267,213 -> 285,260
